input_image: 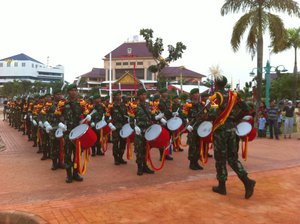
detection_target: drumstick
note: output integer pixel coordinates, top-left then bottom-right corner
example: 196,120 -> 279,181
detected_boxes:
80,109 -> 97,124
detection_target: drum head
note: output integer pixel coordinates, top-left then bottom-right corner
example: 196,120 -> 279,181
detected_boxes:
120,123 -> 133,138
167,117 -> 183,131
69,124 -> 89,140
96,120 -> 107,130
145,124 -> 162,141
55,128 -> 63,138
236,122 -> 252,136
242,115 -> 252,121
197,121 -> 213,138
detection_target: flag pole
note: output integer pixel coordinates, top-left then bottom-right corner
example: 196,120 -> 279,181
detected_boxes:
109,53 -> 112,103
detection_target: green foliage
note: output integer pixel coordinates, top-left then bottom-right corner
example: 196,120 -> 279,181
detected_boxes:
270,73 -> 300,100
140,28 -> 187,89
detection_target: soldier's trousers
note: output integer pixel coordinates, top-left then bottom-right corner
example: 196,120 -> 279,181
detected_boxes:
112,129 -> 126,160
213,128 -> 247,182
134,134 -> 146,165
187,131 -> 200,161
64,137 -> 76,169
32,125 -> 38,144
50,136 -> 60,161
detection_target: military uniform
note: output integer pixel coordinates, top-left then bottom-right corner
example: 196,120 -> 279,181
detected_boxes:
209,76 -> 256,199
132,89 -> 155,175
106,91 -> 128,165
182,88 -> 205,170
55,84 -> 89,183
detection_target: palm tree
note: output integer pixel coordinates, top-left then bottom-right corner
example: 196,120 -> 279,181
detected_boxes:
221,0 -> 300,110
272,27 -> 300,100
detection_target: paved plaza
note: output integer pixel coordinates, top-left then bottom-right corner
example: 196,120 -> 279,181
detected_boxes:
0,116 -> 300,223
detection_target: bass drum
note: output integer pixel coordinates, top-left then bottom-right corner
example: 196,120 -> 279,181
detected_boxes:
55,128 -> 64,138
197,121 -> 213,142
145,124 -> 170,148
120,123 -> 135,142
167,117 -> 183,131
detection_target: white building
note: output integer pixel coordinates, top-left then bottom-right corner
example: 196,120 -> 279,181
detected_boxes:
0,53 -> 64,86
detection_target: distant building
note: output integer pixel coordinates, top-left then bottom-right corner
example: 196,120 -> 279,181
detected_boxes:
0,53 -> 64,86
75,42 -> 205,95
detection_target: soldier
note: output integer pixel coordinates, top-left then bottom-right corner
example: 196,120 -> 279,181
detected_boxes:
106,91 -> 127,165
182,88 -> 206,170
209,75 -> 256,199
158,87 -> 173,161
132,89 -> 155,175
90,94 -> 106,156
32,95 -> 45,152
170,94 -> 184,152
54,84 -> 90,183
26,96 -> 35,142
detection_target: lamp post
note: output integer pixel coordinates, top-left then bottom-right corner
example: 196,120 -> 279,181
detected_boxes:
250,60 -> 288,108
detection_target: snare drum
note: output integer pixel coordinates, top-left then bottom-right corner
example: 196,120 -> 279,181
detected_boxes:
96,120 -> 111,135
236,121 -> 256,141
120,123 -> 135,142
167,117 -> 183,131
197,121 -> 213,142
55,128 -> 64,138
145,124 -> 170,148
69,124 -> 97,148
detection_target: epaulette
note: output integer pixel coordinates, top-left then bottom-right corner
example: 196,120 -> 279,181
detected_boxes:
57,99 -> 66,107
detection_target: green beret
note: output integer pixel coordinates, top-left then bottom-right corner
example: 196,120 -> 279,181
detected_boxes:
159,87 -> 168,94
105,95 -> 110,99
201,92 -> 210,97
137,89 -> 147,96
39,95 -> 45,99
172,95 -> 179,99
122,94 -> 128,99
34,94 -> 39,99
190,88 -> 199,95
215,76 -> 228,87
113,90 -> 121,97
66,83 -> 77,91
93,94 -> 101,99
53,89 -> 62,95
153,94 -> 160,100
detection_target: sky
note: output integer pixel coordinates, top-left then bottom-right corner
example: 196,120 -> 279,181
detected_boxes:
1,0 -> 300,88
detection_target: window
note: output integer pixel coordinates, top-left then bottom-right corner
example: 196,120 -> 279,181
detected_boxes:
116,62 -> 122,66
137,61 -> 143,65
130,62 -> 135,66
147,70 -> 152,80
123,62 -> 128,66
32,63 -> 34,68
22,63 -> 26,67
35,64 -> 38,68
14,62 -> 18,67
0,63 -> 3,67
7,62 -> 11,67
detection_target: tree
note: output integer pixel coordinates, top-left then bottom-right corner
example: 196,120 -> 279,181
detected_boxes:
272,27 -> 300,100
270,73 -> 296,100
221,0 -> 300,110
140,28 -> 187,89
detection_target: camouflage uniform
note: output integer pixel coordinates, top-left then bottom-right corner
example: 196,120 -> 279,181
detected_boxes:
55,91 -> 89,183
210,76 -> 256,199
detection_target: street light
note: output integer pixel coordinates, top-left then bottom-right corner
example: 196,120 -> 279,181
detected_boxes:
249,60 -> 288,107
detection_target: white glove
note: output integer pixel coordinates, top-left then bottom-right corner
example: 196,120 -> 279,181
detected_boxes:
58,122 -> 67,132
30,115 -> 33,121
32,120 -> 37,126
24,115 -> 27,119
38,121 -> 44,128
172,112 -> 179,117
45,125 -> 53,133
160,118 -> 167,125
91,122 -> 95,127
187,125 -> 193,132
43,121 -> 50,127
108,123 -> 116,131
85,114 -> 92,122
134,126 -> 141,135
155,112 -> 164,120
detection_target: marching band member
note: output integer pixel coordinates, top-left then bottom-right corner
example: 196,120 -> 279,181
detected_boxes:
54,84 -> 90,183
208,75 -> 255,199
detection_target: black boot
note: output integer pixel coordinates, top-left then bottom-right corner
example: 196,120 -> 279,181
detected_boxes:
73,170 -> 83,182
65,168 -> 73,183
212,181 -> 227,195
194,160 -> 203,170
32,139 -> 37,147
240,175 -> 256,199
143,162 -> 154,174
189,160 -> 199,170
114,156 -> 121,165
51,159 -> 58,170
165,154 -> 173,160
41,151 -> 48,160
91,147 -> 96,157
137,164 -> 143,176
97,147 -> 104,156
159,149 -> 163,161
119,154 -> 127,164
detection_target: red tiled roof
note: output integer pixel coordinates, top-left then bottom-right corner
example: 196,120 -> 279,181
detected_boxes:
104,42 -> 153,59
81,68 -> 105,78
159,66 -> 206,78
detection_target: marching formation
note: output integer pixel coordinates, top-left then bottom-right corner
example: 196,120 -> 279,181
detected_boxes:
3,75 -> 256,199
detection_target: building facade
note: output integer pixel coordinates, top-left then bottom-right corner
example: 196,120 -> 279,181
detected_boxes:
0,53 -> 64,86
